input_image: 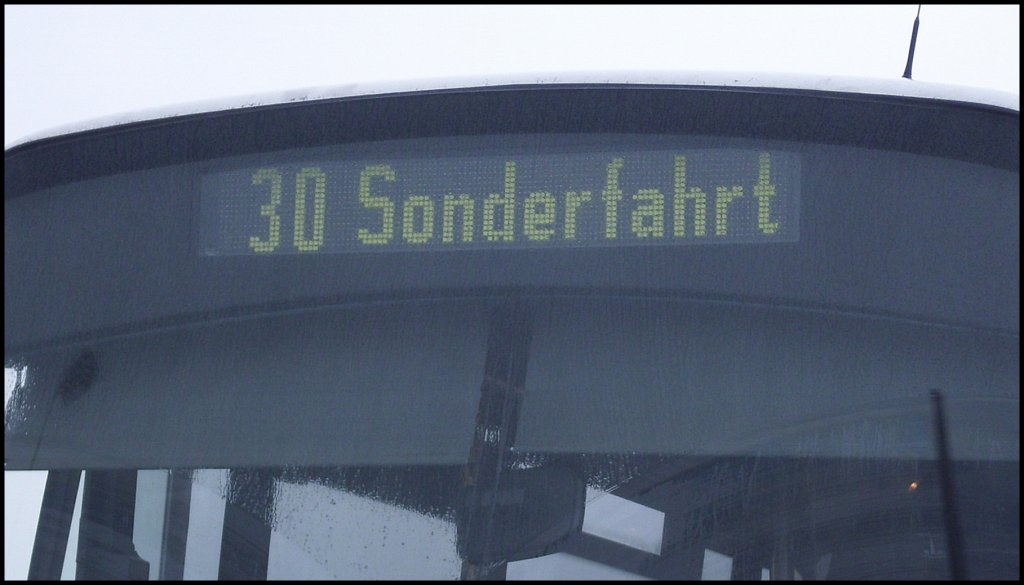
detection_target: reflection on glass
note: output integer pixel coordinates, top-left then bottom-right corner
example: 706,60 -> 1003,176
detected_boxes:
4,297 -> 1018,580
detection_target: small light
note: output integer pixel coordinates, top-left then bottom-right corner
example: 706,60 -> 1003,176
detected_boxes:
908,481 -> 920,492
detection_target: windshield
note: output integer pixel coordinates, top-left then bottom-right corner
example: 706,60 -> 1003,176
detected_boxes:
5,295 -> 1018,579
5,87 -> 1019,580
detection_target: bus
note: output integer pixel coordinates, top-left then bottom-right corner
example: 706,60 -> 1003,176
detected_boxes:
4,73 -> 1019,580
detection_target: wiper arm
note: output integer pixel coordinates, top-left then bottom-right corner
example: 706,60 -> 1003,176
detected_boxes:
930,389 -> 968,580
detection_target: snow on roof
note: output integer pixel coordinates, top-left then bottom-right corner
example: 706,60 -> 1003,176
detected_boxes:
7,71 -> 1019,150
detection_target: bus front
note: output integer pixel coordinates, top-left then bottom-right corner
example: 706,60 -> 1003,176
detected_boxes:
4,77 -> 1019,580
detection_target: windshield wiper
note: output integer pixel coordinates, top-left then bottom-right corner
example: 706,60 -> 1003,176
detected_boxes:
930,389 -> 968,580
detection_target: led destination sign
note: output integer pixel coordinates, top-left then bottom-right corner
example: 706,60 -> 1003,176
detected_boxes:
200,148 -> 799,255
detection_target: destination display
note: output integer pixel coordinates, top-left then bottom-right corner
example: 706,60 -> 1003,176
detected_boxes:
199,148 -> 799,255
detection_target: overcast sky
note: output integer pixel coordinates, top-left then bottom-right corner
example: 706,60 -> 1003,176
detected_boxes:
3,5 -> 1019,149
2,4 -> 1021,579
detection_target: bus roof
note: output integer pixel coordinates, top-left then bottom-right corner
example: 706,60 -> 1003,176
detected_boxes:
6,71 -> 1020,150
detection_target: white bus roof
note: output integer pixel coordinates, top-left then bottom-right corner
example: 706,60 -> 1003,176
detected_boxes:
7,71 -> 1019,150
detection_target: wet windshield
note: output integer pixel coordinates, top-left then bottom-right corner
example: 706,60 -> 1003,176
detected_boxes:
5,295 -> 1019,579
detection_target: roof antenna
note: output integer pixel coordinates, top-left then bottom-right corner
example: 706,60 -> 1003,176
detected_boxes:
902,5 -> 922,79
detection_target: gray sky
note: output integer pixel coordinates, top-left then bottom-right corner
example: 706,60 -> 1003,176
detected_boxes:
1,4 -> 1021,580
3,5 -> 1020,148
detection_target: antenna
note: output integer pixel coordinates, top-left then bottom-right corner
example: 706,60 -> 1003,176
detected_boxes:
902,5 -> 922,79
